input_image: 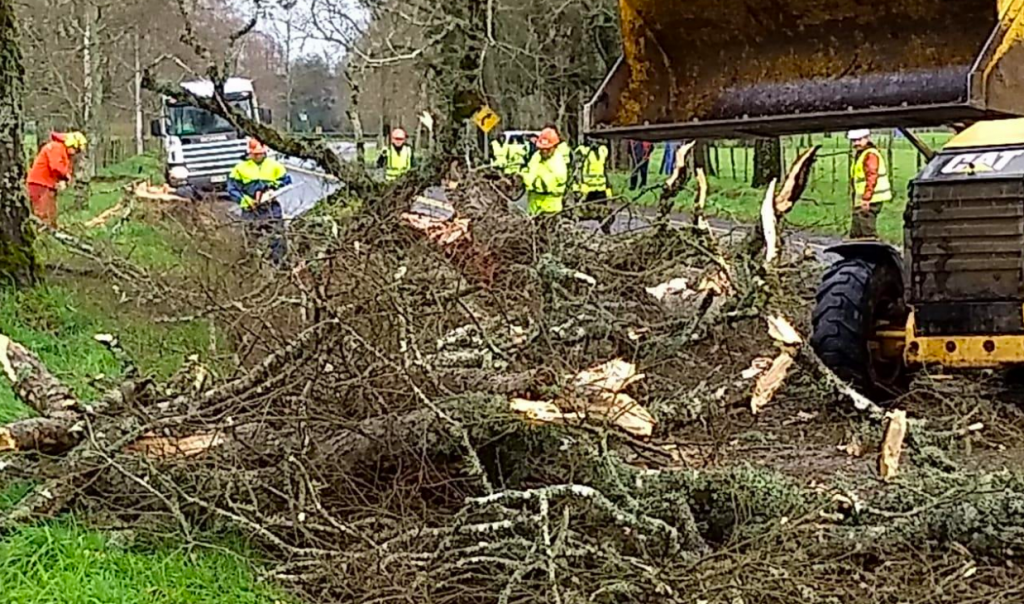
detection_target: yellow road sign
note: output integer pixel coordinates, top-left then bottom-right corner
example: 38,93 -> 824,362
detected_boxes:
472,106 -> 501,133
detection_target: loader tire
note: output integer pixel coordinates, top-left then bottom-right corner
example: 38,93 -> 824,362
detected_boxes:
811,258 -> 904,397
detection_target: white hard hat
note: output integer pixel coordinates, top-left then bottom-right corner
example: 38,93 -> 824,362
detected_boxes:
847,129 -> 871,141
168,166 -> 189,183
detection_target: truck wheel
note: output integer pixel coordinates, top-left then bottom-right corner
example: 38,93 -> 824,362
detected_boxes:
810,258 -> 905,396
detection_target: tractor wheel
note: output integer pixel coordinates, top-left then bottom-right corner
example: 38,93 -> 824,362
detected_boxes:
810,258 -> 906,397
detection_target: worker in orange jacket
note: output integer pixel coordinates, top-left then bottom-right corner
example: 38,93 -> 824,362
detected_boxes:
26,132 -> 87,228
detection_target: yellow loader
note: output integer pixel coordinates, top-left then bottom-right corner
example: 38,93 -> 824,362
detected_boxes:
587,0 -> 1024,394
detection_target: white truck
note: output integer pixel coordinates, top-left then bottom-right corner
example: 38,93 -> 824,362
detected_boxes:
150,77 -> 272,190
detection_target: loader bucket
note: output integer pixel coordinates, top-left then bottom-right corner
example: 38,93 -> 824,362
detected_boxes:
587,0 -> 1024,139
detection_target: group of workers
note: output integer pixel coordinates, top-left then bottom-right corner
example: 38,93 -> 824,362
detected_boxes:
491,127 -> 613,221
23,123 -> 889,268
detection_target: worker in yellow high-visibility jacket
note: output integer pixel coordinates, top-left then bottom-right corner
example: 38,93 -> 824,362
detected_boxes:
522,128 -> 568,215
848,129 -> 892,239
377,128 -> 413,182
573,139 -> 614,233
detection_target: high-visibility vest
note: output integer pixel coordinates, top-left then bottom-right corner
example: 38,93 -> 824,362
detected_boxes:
491,140 -> 509,170
523,150 -> 568,215
385,145 -> 412,182
228,158 -> 290,206
852,147 -> 892,204
574,145 -> 610,194
506,143 -> 527,174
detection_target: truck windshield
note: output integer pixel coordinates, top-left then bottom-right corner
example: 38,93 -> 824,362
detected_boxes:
168,98 -> 252,136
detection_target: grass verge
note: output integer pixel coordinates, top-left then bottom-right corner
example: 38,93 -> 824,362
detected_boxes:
0,155 -> 271,604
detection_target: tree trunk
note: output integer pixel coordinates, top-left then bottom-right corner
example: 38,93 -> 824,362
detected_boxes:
134,30 -> 144,156
752,137 -> 782,188
0,0 -> 37,284
81,0 -> 102,179
694,141 -> 716,177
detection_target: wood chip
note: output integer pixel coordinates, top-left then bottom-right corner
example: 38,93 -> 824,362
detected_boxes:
586,393 -> 656,438
767,315 -> 803,347
645,277 -> 691,301
741,357 -> 774,380
510,398 -> 580,424
879,409 -> 908,480
572,359 -> 645,395
750,352 -> 794,414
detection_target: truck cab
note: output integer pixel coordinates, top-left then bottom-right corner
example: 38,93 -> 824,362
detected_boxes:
151,77 -> 271,191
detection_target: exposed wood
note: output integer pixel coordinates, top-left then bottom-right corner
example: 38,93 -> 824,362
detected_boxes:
775,146 -> 821,214
0,418 -> 79,454
767,315 -> 803,347
750,352 -> 794,415
133,182 -> 189,203
693,167 -> 709,231
586,393 -> 656,438
879,409 -> 908,480
126,432 -> 226,459
760,178 -> 779,266
571,359 -> 645,396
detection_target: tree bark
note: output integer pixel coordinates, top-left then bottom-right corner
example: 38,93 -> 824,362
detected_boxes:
0,0 -> 37,284
752,137 -> 782,188
81,0 -> 102,179
134,30 -> 144,156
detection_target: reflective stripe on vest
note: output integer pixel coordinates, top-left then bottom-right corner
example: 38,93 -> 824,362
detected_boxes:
852,148 -> 892,204
506,144 -> 527,173
524,151 -> 568,197
386,146 -> 412,181
230,158 -> 289,184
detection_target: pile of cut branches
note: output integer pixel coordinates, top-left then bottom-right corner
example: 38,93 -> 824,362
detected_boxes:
4,147 -> 1024,604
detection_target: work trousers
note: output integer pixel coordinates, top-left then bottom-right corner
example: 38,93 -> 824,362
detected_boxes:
27,183 -> 58,228
244,200 -> 287,266
850,203 -> 883,240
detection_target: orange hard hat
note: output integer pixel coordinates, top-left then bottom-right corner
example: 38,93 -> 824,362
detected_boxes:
248,139 -> 269,156
391,128 -> 408,144
536,128 -> 560,150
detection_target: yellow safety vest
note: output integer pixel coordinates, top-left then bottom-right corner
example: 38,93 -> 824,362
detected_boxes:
852,147 -> 892,204
385,145 -> 412,182
523,150 -> 568,215
491,140 -> 509,170
506,143 -> 527,175
573,145 -> 610,194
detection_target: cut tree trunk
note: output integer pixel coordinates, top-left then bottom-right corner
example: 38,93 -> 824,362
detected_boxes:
0,0 -> 37,284
752,138 -> 782,188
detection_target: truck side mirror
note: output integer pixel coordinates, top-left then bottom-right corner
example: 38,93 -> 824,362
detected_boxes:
150,119 -> 163,137
258,108 -> 273,125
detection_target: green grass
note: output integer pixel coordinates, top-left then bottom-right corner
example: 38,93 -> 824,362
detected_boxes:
0,521 -> 285,604
0,155 -> 270,604
607,131 -> 955,244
